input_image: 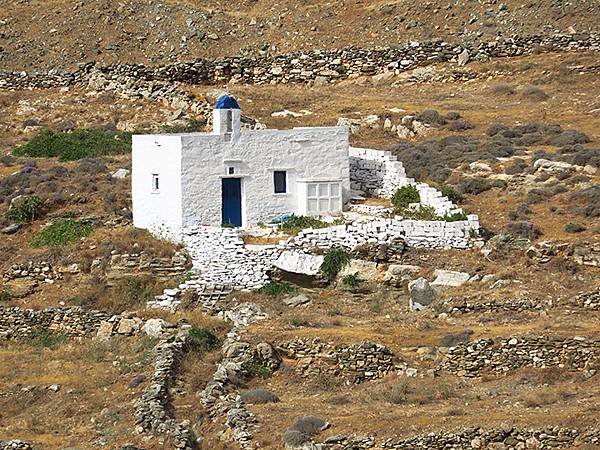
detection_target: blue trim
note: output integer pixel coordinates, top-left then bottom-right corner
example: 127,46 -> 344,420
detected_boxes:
222,178 -> 242,227
215,95 -> 240,110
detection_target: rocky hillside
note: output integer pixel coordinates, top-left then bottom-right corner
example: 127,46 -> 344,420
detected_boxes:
1,0 -> 599,70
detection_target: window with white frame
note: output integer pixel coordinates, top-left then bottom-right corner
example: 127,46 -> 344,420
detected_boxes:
306,181 -> 341,214
151,174 -> 160,192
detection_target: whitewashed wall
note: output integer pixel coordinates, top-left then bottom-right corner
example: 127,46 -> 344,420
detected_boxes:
132,135 -> 183,241
180,127 -> 350,228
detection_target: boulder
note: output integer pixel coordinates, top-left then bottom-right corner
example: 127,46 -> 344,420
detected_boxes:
116,318 -> 142,335
96,320 -> 114,339
283,294 -> 311,307
457,48 -> 470,66
338,259 -> 382,282
254,342 -> 282,370
142,318 -> 167,338
385,264 -> 421,285
111,168 -> 130,179
239,388 -> 280,404
431,270 -> 471,290
274,251 -> 324,276
408,277 -> 436,310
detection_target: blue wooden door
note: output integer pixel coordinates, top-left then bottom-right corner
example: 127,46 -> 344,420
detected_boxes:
222,178 -> 242,227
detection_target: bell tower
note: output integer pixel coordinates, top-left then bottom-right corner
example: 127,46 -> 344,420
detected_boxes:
213,95 -> 241,141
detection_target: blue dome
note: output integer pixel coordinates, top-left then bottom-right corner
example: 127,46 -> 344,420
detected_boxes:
215,95 -> 240,110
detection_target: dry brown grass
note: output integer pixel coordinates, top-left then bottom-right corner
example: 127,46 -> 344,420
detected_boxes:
0,337 -> 155,447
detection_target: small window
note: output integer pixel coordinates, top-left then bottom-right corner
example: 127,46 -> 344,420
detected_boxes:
226,110 -> 233,133
228,167 -> 235,175
152,174 -> 160,192
274,171 -> 287,194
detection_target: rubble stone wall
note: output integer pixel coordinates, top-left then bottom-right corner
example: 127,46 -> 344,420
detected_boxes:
1,33 -> 598,90
441,335 -> 600,377
0,305 -> 150,340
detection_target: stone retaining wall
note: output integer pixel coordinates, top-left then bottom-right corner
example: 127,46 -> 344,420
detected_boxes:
0,305 -> 158,340
279,337 -> 398,383
0,441 -> 33,450
103,250 -> 189,281
286,216 -> 479,250
441,335 -> 600,377
322,427 -> 600,449
2,34 -> 599,90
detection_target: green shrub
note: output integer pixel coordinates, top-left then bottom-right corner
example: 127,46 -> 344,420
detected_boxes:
320,248 -> 352,281
31,219 -> 94,247
401,205 -> 439,221
30,330 -> 68,349
0,290 -> 12,302
289,317 -> 311,327
242,360 -> 272,379
391,185 -> 420,210
278,214 -> 332,234
564,223 -> 586,233
442,211 -> 469,222
5,195 -> 44,223
12,129 -> 132,161
256,281 -> 296,297
188,327 -> 220,352
342,272 -> 364,288
435,184 -> 463,204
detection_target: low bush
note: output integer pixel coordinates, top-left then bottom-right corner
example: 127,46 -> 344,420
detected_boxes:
447,119 -> 474,132
458,178 -> 492,195
278,214 -> 335,234
489,83 -> 516,95
342,272 -> 364,288
31,219 -> 94,247
417,109 -> 446,126
0,289 -> 12,302
504,159 -> 529,175
12,129 -> 132,161
521,85 -> 549,101
321,248 -> 352,281
5,195 -> 44,223
30,329 -> 68,349
401,205 -> 439,220
242,360 -> 272,379
188,327 -> 220,352
507,221 -> 543,240
391,185 -> 420,209
442,211 -> 469,222
239,388 -> 280,404
256,281 -> 296,297
564,223 -> 586,233
508,203 -> 532,221
435,184 -> 463,204
289,317 -> 311,327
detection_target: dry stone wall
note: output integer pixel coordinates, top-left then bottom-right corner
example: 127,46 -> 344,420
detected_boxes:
279,337 -> 398,383
441,335 -> 600,377
103,250 -> 189,281
133,333 -> 197,450
1,34 -> 599,90
322,427 -> 600,449
0,441 -> 33,450
0,305 -> 170,340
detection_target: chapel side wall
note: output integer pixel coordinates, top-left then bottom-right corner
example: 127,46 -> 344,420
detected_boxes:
181,127 -> 350,228
132,135 -> 183,241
